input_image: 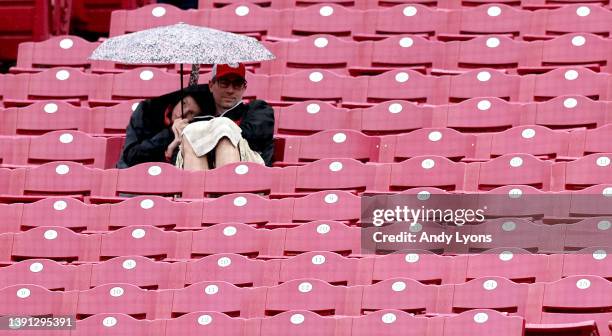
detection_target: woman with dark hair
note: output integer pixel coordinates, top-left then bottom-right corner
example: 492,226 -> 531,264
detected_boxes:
116,84 -> 213,168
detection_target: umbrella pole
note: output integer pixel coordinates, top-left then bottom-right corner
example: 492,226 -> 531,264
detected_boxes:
180,64 -> 185,118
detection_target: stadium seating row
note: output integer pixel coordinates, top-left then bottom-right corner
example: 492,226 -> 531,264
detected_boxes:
109,3 -> 612,42
0,125 -> 610,167
0,223 -> 610,283
199,0 -> 612,10
4,66 -> 612,108
2,97 -> 611,137
12,33 -> 612,76
0,309 -> 527,336
0,276 -> 609,335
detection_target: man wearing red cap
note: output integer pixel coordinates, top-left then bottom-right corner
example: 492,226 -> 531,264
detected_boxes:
172,63 -> 275,170
117,63 -> 274,169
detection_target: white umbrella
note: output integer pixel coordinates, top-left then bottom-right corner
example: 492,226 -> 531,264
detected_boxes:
89,22 -> 275,115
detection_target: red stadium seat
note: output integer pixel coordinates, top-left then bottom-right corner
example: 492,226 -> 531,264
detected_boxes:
163,311 -> 247,336
8,226 -> 95,263
98,225 -> 185,261
371,251 -> 454,284
276,101 -> 356,135
287,158 -> 381,195
463,247 -> 556,283
89,256 -> 178,290
531,33 -> 612,74
274,70 -> 359,103
291,190 -> 362,224
350,35 -> 446,76
568,184 -> 612,217
289,4 -> 366,37
170,281 -> 256,317
20,197 -> 106,232
184,253 -> 270,287
202,162 -> 286,196
562,246 -> 612,280
534,4 -> 612,38
386,155 -> 467,191
3,68 -> 101,107
108,195 -> 186,231
441,4 -> 533,40
563,153 -> 612,189
17,161 -> 103,199
357,4 -> 448,40
359,100 -> 434,135
534,95 -> 611,130
468,218 -> 560,253
0,259 -> 78,290
263,34 -> 369,75
446,36 -> 537,73
278,251 -> 361,285
0,284 -> 67,316
448,69 -> 521,103
579,124 -> 612,156
12,35 -> 98,74
488,125 -> 571,159
98,162 -> 191,199
72,313 -> 153,336
440,309 -> 525,336
260,310 -> 339,336
264,278 -> 348,316
361,278 -> 437,314
1,101 -> 90,136
282,221 -> 362,256
109,3 -> 200,36
537,275 -> 612,336
474,154 -> 554,190
90,100 -> 142,135
352,310 -> 429,336
208,3 -> 287,39
475,186 -> 564,221
525,67 -> 609,102
76,283 -> 154,319
190,193 -> 292,227
450,276 -> 530,315
3,130 -> 122,169
562,218 -> 612,251
379,128 -> 477,162
190,223 -> 278,258
0,203 -> 21,233
365,69 -> 444,104
276,129 -> 381,164
443,97 -> 523,132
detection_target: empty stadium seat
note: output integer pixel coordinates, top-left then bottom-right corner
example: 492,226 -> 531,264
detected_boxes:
0,0 -> 51,61
371,251 -> 455,284
463,247 -> 556,283
386,155 -> 467,191
89,255 -> 178,290
0,101 -> 91,135
450,276 -> 530,315
365,69 -> 444,104
2,130 -> 123,169
208,3 -> 287,39
260,310 -> 338,336
0,284 -> 67,316
563,153 -> 612,189
356,4 -> 448,40
0,259 -> 78,291
108,195 -> 187,230
532,33 -> 612,74
163,311 -> 247,336
476,185 -> 565,221
190,223 -> 278,258
5,226 -> 95,263
170,280 -> 256,318
525,67 -> 609,102
282,221 -> 362,256
379,128 -> 477,162
488,125 -> 571,159
3,68 -> 102,107
184,253 -> 270,287
90,100 -> 141,135
562,218 -> 612,251
441,4 -> 533,40
576,124 -> 612,156
274,70 -> 358,103
76,283 -> 154,319
290,190 -> 362,223
448,69 -> 521,103
16,161 -> 103,199
439,309 -> 525,336
98,225 -> 185,261
361,277 -> 437,314
533,95 -> 611,130
109,3 -> 201,36
276,101 -> 356,135
562,246 -> 612,280
446,36 -> 538,73
20,197 -> 105,232
278,251 -> 361,285
288,4 -> 365,37
11,35 -> 98,73
202,162 -> 286,196
474,154 -> 554,190
534,4 -> 612,38
73,0 -> 155,34
443,97 -> 523,132
264,278 -> 348,316
276,129 -> 381,164
351,310 -> 428,336
71,313 -> 153,336
568,184 -> 612,217
359,100 -> 435,135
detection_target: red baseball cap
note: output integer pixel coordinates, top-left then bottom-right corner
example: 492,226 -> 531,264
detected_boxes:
211,63 -> 246,80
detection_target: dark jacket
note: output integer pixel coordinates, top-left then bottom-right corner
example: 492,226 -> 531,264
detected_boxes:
116,84 -> 275,168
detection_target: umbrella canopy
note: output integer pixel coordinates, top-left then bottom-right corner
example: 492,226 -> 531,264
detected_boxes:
89,22 -> 275,64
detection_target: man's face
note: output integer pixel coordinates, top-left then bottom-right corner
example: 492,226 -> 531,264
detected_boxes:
171,95 -> 202,122
209,74 -> 247,111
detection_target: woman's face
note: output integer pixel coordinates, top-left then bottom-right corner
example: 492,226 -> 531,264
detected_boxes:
171,95 -> 201,122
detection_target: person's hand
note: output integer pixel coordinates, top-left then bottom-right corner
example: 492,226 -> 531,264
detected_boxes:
171,118 -> 189,140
